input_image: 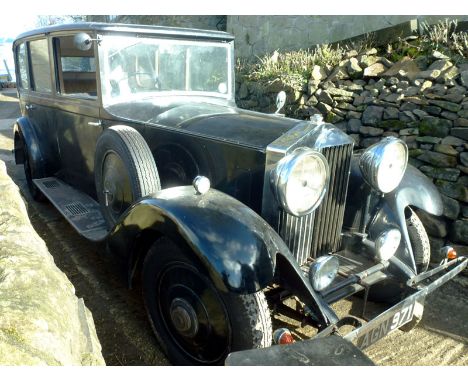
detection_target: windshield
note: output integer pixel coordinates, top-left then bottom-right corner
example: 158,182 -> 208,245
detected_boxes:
100,35 -> 232,105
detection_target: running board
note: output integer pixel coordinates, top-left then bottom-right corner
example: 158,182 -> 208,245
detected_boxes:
33,177 -> 108,241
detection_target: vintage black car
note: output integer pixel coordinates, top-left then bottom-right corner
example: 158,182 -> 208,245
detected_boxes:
12,23 -> 467,365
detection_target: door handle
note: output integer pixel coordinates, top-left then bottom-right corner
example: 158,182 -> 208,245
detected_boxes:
25,104 -> 36,110
88,120 -> 102,127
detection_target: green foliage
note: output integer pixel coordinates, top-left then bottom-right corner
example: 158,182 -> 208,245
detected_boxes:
236,18 -> 468,93
421,19 -> 468,60
421,19 -> 468,59
387,19 -> 468,63
388,44 -> 424,62
238,44 -> 347,90
1,327 -> 24,343
422,19 -> 457,50
386,36 -> 426,62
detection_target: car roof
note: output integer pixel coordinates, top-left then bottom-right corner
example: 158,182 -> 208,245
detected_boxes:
13,22 -> 235,45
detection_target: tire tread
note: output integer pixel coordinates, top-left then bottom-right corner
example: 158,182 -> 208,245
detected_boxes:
407,209 -> 431,273
95,125 -> 160,227
239,293 -> 272,348
109,125 -> 161,195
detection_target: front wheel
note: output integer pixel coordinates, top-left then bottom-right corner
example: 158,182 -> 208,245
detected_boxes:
407,208 -> 431,274
142,238 -> 272,365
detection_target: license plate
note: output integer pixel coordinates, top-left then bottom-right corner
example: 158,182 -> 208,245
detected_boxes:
355,302 -> 415,349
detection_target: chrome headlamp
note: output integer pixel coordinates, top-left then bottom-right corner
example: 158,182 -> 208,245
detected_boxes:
375,229 -> 401,262
359,137 -> 408,194
271,147 -> 329,217
309,256 -> 339,291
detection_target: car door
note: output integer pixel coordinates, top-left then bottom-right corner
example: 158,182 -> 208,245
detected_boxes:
25,37 -> 61,175
52,33 -> 103,198
15,42 -> 30,118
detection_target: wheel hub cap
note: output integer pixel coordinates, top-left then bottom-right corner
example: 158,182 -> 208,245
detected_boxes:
170,298 -> 199,338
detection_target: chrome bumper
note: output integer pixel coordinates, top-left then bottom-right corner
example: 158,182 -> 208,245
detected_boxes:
226,257 -> 467,365
343,257 -> 467,348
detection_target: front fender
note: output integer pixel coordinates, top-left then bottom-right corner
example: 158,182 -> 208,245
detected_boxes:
345,153 -> 442,275
375,165 -> 443,273
386,164 -> 443,216
107,186 -> 290,294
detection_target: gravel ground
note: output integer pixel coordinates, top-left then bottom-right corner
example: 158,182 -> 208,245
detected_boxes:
1,89 -> 466,366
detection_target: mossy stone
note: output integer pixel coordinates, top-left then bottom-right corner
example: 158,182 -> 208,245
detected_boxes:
419,117 -> 451,137
377,119 -> 407,130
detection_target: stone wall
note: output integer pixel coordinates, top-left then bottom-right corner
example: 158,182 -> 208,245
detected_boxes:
0,160 -> 105,365
228,16 -> 468,58
236,50 -> 468,261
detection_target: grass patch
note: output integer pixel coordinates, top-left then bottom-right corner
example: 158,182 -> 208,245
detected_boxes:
386,19 -> 468,63
237,44 -> 348,90
236,19 -> 468,95
422,19 -> 468,59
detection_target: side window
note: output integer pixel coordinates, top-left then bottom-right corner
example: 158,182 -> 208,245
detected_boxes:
16,43 -> 30,89
29,39 -> 52,92
54,36 -> 97,98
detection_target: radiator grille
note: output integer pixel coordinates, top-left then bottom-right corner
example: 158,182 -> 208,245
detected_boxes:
278,144 -> 353,264
278,210 -> 316,266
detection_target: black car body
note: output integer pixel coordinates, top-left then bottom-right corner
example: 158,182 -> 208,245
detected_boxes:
12,23 -> 467,365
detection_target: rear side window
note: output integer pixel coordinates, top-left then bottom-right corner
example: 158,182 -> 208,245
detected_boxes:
29,39 -> 52,92
61,56 -> 96,72
54,36 -> 97,98
16,43 -> 29,89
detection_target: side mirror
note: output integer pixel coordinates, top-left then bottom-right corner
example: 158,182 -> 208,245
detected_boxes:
275,91 -> 286,114
73,32 -> 94,51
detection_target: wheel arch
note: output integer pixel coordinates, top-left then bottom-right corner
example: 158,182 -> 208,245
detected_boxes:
345,153 -> 443,277
127,228 -> 171,288
369,165 -> 443,276
106,186 -> 286,295
13,128 -> 24,164
13,117 -> 46,177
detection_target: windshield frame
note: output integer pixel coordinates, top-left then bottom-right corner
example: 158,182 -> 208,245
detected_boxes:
98,33 -> 234,106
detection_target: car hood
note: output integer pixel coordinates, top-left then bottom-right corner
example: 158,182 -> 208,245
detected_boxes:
105,100 -> 300,150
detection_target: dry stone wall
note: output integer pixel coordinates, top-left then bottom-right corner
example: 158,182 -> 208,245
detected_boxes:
236,49 -> 468,261
0,160 -> 105,365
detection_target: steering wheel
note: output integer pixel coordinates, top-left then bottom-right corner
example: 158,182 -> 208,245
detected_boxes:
118,72 -> 161,90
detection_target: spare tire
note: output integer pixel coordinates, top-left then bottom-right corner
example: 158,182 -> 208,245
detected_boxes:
95,125 -> 160,228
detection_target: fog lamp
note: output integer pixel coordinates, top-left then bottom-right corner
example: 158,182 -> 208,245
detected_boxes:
309,256 -> 339,291
375,229 -> 401,262
273,328 -> 295,345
